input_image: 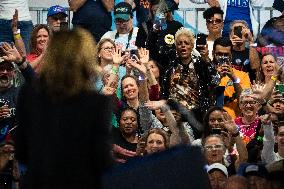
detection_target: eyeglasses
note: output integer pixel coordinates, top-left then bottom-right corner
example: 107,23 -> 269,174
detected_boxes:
50,14 -> 66,21
115,19 -> 129,25
206,19 -> 223,24
241,100 -> 258,106
204,144 -> 224,151
102,47 -> 115,52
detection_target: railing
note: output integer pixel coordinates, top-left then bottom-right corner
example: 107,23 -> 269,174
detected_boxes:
29,6 -> 278,34
177,7 -> 277,34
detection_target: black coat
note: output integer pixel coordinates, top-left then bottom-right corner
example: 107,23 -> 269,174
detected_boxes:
15,81 -> 113,189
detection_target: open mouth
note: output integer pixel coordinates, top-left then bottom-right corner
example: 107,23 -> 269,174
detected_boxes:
0,75 -> 9,84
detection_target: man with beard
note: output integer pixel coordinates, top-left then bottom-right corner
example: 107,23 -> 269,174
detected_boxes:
101,2 -> 139,51
0,43 -> 34,144
213,37 -> 251,119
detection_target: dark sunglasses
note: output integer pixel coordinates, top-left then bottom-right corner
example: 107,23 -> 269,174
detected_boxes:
206,19 -> 223,24
50,14 -> 66,21
0,63 -> 14,72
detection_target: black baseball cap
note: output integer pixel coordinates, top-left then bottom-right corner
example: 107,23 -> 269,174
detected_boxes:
114,2 -> 133,21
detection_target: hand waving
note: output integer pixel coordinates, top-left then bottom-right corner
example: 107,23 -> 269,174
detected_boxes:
0,42 -> 22,63
112,47 -> 127,65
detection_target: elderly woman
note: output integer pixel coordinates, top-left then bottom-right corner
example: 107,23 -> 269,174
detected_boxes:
26,24 -> 51,72
14,28 -> 113,188
235,90 -> 264,163
161,27 -> 214,124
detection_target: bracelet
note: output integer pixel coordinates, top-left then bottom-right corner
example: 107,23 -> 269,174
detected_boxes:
271,75 -> 277,82
111,66 -> 118,75
17,56 -> 26,66
13,33 -> 21,40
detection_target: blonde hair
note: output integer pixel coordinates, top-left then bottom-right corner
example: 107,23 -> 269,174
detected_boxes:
96,38 -> 116,65
39,28 -> 98,101
175,27 -> 195,46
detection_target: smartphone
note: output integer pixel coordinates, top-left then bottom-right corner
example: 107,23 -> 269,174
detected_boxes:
234,26 -> 243,38
276,84 -> 284,93
196,33 -> 207,52
60,22 -> 69,31
211,128 -> 222,135
130,49 -> 138,57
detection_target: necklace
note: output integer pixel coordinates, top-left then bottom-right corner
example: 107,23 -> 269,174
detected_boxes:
235,117 -> 260,144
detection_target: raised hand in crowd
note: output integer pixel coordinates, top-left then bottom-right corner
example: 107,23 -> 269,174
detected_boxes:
242,27 -> 254,44
11,9 -> 26,57
198,44 -> 210,63
222,112 -> 248,166
230,34 -> 243,47
0,42 -> 22,63
222,112 -> 239,135
207,0 -> 220,7
112,47 -> 127,66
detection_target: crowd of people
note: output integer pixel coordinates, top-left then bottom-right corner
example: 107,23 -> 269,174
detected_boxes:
0,0 -> 284,188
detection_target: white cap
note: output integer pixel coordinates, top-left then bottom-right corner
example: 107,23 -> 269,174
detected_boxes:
207,163 -> 228,178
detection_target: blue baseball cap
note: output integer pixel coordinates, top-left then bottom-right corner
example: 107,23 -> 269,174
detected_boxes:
47,5 -> 68,17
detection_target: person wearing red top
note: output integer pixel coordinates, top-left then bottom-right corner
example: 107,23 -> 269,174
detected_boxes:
26,24 -> 51,73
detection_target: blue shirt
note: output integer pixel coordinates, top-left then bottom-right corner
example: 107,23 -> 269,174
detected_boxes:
223,0 -> 253,37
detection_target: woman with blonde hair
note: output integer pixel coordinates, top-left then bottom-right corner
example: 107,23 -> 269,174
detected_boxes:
13,28 -> 113,189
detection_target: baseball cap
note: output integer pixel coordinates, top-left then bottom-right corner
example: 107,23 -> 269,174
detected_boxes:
47,5 -> 68,17
207,163 -> 228,178
244,164 -> 269,178
114,2 -> 132,21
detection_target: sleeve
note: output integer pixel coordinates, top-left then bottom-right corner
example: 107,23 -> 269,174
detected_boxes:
261,124 -> 277,164
240,72 -> 251,89
20,64 -> 36,83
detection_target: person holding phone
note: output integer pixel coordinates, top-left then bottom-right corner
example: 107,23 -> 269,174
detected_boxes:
213,37 -> 251,119
229,20 -> 260,82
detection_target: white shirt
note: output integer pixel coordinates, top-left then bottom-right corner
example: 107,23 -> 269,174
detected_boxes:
0,0 -> 31,20
101,27 -> 139,51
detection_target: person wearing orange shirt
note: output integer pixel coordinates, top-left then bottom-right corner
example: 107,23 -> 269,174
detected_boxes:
213,37 -> 251,118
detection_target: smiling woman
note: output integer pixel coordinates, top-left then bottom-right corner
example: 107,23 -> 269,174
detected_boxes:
26,24 -> 51,73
